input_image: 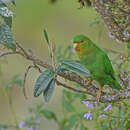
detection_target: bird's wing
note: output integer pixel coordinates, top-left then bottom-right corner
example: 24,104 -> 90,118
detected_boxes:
102,52 -> 116,80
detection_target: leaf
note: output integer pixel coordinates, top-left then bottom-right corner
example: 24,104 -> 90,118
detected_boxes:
11,0 -> 16,5
60,59 -> 90,77
5,75 -> 23,89
0,6 -> 13,27
73,92 -> 86,100
0,1 -> 7,8
0,124 -> 8,129
127,42 -> 130,49
40,109 -> 57,121
43,29 -> 50,44
80,124 -> 88,130
0,24 -> 16,51
34,69 -> 54,97
0,0 -> 15,5
4,16 -> 12,28
63,114 -> 78,130
60,118 -> 67,130
12,74 -> 23,87
62,98 -> 75,112
125,119 -> 130,129
43,78 -> 55,102
63,90 -> 73,100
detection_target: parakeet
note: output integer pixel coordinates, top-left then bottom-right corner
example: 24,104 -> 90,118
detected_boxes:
72,35 -> 122,101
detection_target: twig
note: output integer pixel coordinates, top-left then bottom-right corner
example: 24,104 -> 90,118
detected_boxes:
0,51 -> 20,57
23,63 -> 42,99
3,88 -> 19,130
16,42 -> 29,58
56,80 -> 95,96
23,65 -> 35,99
91,0 -> 130,42
0,43 -> 130,102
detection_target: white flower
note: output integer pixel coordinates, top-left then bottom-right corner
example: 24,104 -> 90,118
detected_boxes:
0,7 -> 14,17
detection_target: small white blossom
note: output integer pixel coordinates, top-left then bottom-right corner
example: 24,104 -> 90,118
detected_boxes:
0,7 -> 14,17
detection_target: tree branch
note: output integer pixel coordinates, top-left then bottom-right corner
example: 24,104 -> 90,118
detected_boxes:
91,0 -> 130,42
0,43 -> 130,103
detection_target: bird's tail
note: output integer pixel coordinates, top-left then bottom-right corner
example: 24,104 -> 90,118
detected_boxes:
111,79 -> 122,90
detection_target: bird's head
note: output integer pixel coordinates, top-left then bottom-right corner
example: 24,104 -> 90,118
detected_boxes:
72,34 -> 90,54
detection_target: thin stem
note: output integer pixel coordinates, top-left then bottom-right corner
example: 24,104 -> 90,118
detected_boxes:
3,89 -> 19,130
56,80 -> 94,96
125,42 -> 129,59
23,65 -> 34,99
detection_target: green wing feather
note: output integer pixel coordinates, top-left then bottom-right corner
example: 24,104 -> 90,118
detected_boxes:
102,52 -> 116,80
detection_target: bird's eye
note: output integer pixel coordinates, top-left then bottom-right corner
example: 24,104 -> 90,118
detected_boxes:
81,40 -> 84,43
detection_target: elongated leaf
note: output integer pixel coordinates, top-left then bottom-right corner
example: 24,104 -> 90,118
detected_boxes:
127,42 -> 130,49
60,59 -> 90,77
62,98 -> 75,112
34,69 -> 54,97
0,24 -> 16,50
4,16 -> 12,28
40,109 -> 57,121
0,124 -> 8,129
63,114 -> 78,130
0,0 -> 15,5
43,78 -> 55,102
43,29 -> 49,44
80,124 -> 88,130
0,1 -> 7,7
0,6 -> 13,27
11,0 -> 16,5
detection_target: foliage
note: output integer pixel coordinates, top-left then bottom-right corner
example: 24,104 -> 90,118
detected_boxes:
0,0 -> 129,130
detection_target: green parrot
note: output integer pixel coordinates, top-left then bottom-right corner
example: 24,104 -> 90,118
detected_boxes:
72,35 -> 122,101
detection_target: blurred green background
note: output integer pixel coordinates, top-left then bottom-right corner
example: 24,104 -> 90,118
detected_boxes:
0,0 -> 125,129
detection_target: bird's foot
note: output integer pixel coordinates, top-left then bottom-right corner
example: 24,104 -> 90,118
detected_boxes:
87,78 -> 92,85
97,86 -> 102,102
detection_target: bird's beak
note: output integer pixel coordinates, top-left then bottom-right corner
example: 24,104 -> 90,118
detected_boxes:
73,42 -> 80,49
72,42 -> 82,54
73,43 -> 78,49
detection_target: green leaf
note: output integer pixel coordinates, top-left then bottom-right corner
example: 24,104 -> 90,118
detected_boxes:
40,109 -> 57,121
60,59 -> 90,77
34,69 -> 54,97
12,75 -> 23,87
11,0 -> 16,5
63,90 -> 73,100
0,24 -> 16,51
62,98 -> 75,112
4,16 -> 12,28
0,124 -> 8,129
125,119 -> 130,129
60,118 -> 67,130
63,114 -> 78,130
80,124 -> 88,130
73,92 -> 86,100
5,74 -> 23,89
43,78 -> 55,102
0,6 -> 13,27
127,42 -> 130,49
0,0 -> 15,5
43,29 -> 49,44
0,1 -> 7,8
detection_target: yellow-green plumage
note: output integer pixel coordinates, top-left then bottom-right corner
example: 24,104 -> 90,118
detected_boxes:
73,35 -> 121,90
